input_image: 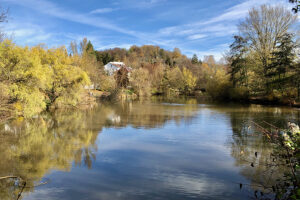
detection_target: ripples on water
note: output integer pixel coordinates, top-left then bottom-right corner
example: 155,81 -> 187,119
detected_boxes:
0,97 -> 299,200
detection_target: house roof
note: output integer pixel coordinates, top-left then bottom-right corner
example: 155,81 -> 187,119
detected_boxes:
105,62 -> 132,72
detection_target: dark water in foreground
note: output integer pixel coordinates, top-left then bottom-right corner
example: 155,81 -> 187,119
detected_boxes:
0,98 -> 299,200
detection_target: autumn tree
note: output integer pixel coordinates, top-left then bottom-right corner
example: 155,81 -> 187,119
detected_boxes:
238,5 -> 297,83
203,55 -> 216,69
166,67 -> 185,93
129,68 -> 151,96
115,67 -> 129,88
0,40 -> 90,117
75,38 -> 101,88
182,68 -> 197,94
69,41 -> 79,56
173,48 -> 181,59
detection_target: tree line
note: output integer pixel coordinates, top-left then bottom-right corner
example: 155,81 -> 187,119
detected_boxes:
0,3 -> 299,120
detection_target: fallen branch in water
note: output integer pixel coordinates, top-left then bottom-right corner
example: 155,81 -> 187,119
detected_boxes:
262,121 -> 281,131
250,121 -> 272,139
0,176 -> 19,180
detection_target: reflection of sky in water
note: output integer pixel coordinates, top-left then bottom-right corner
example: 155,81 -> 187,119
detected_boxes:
11,101 -> 300,200
23,107 -> 247,200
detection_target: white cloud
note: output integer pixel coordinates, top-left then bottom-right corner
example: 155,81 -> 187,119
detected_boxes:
90,8 -> 116,14
3,0 -> 296,61
165,174 -> 227,195
3,0 -> 137,36
96,43 -> 133,50
4,22 -> 54,45
126,0 -> 168,9
158,0 -> 290,38
3,0 -> 175,49
187,34 -> 206,40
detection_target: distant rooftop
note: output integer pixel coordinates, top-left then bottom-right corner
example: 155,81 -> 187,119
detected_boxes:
109,62 -> 125,65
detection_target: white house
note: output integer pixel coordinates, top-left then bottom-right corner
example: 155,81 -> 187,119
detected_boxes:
104,62 -> 132,76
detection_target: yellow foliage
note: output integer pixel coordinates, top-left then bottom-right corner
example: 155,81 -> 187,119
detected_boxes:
130,68 -> 151,96
0,40 -> 91,117
166,67 -> 185,92
207,69 -> 232,100
182,67 -> 197,94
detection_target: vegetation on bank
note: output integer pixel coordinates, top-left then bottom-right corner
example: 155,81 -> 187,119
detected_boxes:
244,122 -> 300,200
226,5 -> 300,105
0,40 -> 91,118
0,4 -> 299,120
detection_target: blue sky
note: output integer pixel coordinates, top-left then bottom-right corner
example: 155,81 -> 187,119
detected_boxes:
0,0 -> 295,60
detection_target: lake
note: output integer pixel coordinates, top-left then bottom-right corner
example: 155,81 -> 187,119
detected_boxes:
0,97 -> 299,200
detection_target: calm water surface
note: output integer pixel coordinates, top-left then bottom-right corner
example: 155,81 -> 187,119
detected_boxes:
0,98 -> 299,200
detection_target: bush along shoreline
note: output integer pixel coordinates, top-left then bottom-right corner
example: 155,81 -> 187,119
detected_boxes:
240,122 -> 300,199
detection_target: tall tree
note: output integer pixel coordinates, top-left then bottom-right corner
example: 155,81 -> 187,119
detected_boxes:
228,36 -> 249,87
78,39 -> 100,88
238,5 -> 297,80
69,41 -> 78,56
203,55 -> 216,66
267,33 -> 296,81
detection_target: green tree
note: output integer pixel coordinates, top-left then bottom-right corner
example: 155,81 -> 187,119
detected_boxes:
191,54 -> 199,64
228,36 -> 249,87
267,33 -> 296,91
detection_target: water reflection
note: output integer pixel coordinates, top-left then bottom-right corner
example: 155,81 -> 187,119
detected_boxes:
0,99 -> 199,199
0,99 -> 299,199
226,104 -> 299,196
0,110 -> 100,199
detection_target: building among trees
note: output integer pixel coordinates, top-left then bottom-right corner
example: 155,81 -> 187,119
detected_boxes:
104,62 -> 132,76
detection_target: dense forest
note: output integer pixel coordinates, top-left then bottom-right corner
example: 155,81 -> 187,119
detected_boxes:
0,4 -> 299,120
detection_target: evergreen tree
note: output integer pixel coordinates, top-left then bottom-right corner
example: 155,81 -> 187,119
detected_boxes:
228,36 -> 249,87
191,54 -> 199,64
267,33 -> 296,90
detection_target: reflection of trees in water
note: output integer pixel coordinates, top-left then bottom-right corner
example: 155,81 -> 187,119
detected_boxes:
227,105 -> 300,197
0,110 -> 100,199
0,99 -> 199,199
103,98 -> 199,128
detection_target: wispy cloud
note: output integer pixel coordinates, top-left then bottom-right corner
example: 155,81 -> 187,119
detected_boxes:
158,0 -> 290,38
187,34 -> 206,40
2,0 -> 296,60
4,22 -> 54,45
3,0 -> 175,48
90,8 -> 117,14
3,0 -> 137,36
96,43 -> 133,50
119,0 -> 168,9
